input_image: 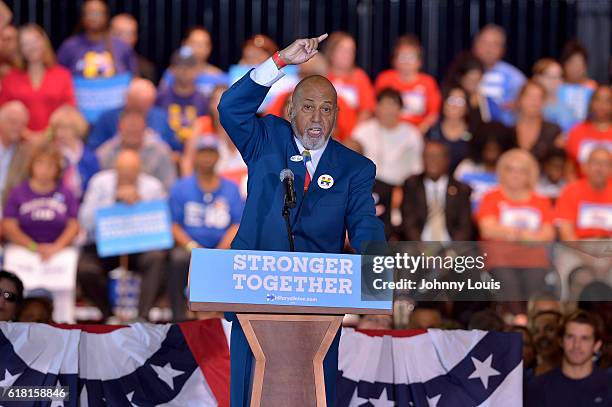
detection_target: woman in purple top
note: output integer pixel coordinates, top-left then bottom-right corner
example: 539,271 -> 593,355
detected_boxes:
57,0 -> 136,77
2,143 -> 79,261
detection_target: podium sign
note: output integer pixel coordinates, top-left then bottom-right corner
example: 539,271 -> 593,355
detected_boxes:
188,248 -> 391,314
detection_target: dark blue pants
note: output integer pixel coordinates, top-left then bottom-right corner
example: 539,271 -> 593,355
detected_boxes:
226,313 -> 341,407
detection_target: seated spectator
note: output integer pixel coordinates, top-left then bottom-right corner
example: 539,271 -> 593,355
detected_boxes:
48,105 -> 98,199
537,148 -> 566,202
160,26 -> 227,99
472,24 -> 526,126
17,289 -> 54,323
265,53 -> 356,141
324,31 -> 375,126
96,110 -> 177,190
558,41 -> 597,123
532,58 -> 579,132
77,149 -> 166,320
57,0 -> 136,77
564,86 -> 611,179
375,35 -> 441,133
0,24 -> 18,80
110,13 -> 157,83
426,87 -> 473,173
477,149 -> 555,241
156,46 -> 208,143
477,149 -> 556,313
511,80 -> 563,163
401,141 -> 475,241
442,51 -> 486,132
0,24 -> 75,135
555,147 -> 612,240
183,86 -> 248,197
0,101 -> 31,204
238,34 -> 277,66
0,270 -> 23,322
455,124 -> 507,211
352,88 -> 423,187
87,78 -> 179,151
2,143 -> 79,261
408,303 -> 443,329
352,88 -> 423,235
527,311 -> 611,406
529,310 -> 563,378
169,136 -> 243,321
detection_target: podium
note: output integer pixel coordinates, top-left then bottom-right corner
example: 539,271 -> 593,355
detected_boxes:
188,249 -> 392,406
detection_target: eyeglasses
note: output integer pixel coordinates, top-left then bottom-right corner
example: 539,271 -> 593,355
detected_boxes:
446,96 -> 467,107
1,289 -> 18,303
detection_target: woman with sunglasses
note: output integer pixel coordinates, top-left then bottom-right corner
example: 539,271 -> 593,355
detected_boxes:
0,270 -> 24,321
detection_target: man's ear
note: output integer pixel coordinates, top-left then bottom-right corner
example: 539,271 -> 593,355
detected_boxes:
594,339 -> 603,354
286,102 -> 295,120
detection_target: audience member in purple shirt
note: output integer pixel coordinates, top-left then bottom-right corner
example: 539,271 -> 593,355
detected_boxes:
56,0 -> 136,77
155,46 -> 208,142
2,144 -> 79,261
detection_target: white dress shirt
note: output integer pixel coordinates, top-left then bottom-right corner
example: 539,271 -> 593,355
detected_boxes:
421,175 -> 451,241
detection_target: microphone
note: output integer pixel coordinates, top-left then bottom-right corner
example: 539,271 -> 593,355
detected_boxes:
280,169 -> 297,209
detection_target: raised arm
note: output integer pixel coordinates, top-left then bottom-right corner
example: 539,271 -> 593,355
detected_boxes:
217,34 -> 327,163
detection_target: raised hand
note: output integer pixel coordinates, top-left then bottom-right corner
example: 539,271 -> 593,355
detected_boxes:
278,34 -> 328,66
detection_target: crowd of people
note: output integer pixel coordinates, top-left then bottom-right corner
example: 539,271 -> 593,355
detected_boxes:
0,0 -> 610,401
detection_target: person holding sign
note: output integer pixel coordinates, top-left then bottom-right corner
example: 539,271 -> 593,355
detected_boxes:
2,143 -> 79,261
169,136 -> 243,321
78,149 -> 166,320
218,34 -> 385,406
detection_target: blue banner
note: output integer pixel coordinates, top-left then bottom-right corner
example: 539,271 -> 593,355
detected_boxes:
95,200 -> 174,257
189,248 -> 392,312
74,72 -> 132,123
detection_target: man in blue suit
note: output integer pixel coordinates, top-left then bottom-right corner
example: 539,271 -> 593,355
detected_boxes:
218,34 -> 385,406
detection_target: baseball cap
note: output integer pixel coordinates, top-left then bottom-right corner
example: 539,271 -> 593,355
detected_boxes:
195,135 -> 220,151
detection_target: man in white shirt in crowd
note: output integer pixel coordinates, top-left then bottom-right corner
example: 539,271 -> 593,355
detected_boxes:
351,87 -> 423,235
77,149 -> 167,320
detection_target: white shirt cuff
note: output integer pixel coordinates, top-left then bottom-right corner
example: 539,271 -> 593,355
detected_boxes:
249,57 -> 285,87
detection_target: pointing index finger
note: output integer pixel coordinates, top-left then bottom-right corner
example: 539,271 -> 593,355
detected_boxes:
315,33 -> 328,44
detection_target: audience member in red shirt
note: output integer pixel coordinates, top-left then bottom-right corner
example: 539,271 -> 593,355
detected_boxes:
375,35 -> 441,133
324,31 -> 375,131
555,147 -> 612,240
564,86 -> 611,178
0,24 -> 75,135
477,148 -> 555,242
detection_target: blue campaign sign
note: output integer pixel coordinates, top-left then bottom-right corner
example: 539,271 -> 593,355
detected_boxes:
95,200 -> 174,257
188,248 -> 392,313
74,72 -> 132,123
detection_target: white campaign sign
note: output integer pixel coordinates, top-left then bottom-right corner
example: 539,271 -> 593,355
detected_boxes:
3,244 -> 79,291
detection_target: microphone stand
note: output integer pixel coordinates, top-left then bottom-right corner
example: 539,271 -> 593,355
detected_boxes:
282,203 -> 295,252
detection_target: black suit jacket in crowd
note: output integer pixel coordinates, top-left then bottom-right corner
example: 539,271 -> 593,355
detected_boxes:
401,173 -> 475,241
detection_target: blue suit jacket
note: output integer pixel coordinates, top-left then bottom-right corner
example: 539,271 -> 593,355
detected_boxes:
218,70 -> 385,406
